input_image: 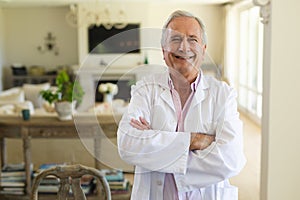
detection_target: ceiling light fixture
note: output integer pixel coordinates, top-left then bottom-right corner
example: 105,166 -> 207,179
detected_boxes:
65,3 -> 128,30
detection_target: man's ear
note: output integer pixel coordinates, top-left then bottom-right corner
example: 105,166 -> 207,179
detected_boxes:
201,44 -> 207,61
162,47 -> 166,60
202,44 -> 207,55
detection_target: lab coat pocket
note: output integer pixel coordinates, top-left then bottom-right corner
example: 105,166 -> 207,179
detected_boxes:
216,185 -> 238,200
202,185 -> 238,200
151,105 -> 168,130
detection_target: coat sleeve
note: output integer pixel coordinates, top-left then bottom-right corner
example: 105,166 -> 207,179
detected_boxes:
117,78 -> 191,174
174,87 -> 247,191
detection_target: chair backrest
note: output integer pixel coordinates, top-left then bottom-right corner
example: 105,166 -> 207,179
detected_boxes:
31,164 -> 111,200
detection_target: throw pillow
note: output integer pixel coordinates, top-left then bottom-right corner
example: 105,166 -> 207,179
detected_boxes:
0,87 -> 25,105
23,83 -> 50,108
0,104 -> 15,115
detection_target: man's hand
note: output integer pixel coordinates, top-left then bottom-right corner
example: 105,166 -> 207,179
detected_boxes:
190,133 -> 215,150
130,117 -> 151,130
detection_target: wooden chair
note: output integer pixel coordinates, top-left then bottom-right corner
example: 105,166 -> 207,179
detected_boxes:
31,164 -> 111,200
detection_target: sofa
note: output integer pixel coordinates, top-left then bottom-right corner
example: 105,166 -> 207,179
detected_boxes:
0,83 -> 53,115
0,82 -> 129,116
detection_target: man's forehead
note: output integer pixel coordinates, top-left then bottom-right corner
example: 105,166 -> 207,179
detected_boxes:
165,28 -> 201,38
164,17 -> 201,35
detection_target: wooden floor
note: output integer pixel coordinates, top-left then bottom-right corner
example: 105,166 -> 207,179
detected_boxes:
230,113 -> 261,200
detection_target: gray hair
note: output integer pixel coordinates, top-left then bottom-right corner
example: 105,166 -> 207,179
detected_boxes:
161,10 -> 208,46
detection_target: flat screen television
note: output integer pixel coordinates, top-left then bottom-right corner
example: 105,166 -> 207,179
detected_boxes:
88,23 -> 140,54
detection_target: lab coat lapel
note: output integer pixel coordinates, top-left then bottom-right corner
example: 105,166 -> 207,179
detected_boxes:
160,88 -> 175,112
189,76 -> 209,109
156,72 -> 176,112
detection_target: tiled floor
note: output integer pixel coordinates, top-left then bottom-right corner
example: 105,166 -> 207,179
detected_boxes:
124,113 -> 262,200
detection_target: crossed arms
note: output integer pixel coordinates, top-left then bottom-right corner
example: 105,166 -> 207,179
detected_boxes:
130,117 -> 215,151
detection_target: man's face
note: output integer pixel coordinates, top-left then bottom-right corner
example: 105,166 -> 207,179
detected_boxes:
162,17 -> 206,77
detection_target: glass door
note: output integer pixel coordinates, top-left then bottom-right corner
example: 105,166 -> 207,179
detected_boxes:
238,6 -> 264,123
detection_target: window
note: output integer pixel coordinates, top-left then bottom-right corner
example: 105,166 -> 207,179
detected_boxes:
238,6 -> 263,122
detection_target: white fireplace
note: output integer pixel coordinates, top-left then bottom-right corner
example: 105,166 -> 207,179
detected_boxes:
75,67 -> 134,112
75,64 -> 166,112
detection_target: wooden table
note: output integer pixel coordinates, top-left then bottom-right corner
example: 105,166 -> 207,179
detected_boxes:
0,113 -> 123,197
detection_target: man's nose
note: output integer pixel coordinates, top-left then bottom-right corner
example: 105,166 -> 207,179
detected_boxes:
178,38 -> 190,52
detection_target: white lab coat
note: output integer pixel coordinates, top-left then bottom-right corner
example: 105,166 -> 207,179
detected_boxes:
117,70 -> 246,200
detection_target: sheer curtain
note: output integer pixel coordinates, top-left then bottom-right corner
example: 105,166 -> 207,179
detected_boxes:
224,2 -> 263,124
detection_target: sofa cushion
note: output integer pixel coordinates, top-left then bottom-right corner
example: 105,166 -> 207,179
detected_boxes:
0,87 -> 25,105
0,104 -> 15,114
23,83 -> 50,108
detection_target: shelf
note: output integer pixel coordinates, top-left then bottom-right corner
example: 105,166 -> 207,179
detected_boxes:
11,75 -> 57,87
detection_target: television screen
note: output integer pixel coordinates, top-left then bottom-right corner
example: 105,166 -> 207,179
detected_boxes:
88,24 -> 140,54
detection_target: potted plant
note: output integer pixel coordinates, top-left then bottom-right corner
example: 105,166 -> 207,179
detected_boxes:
40,70 -> 84,120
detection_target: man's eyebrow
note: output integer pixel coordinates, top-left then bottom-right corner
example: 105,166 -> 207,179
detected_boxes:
170,33 -> 199,38
170,34 -> 182,38
188,35 -> 199,38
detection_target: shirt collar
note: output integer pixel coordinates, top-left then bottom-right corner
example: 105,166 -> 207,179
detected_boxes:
168,72 -> 201,92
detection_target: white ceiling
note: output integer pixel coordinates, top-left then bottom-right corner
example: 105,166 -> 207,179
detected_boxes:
0,0 -> 241,7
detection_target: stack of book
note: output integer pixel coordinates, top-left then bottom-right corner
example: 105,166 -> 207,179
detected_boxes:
101,169 -> 130,195
33,163 -> 63,194
0,163 -> 31,195
79,174 -> 97,195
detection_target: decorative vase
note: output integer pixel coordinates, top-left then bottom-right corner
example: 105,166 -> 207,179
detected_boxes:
55,101 -> 76,121
103,93 -> 113,103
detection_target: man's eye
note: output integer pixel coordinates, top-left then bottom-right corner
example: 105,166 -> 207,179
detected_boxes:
188,38 -> 198,43
171,37 -> 181,42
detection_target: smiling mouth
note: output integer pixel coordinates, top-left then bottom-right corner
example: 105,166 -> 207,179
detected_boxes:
173,54 -> 194,60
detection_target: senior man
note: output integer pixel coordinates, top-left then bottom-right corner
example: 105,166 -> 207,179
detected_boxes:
117,10 -> 246,200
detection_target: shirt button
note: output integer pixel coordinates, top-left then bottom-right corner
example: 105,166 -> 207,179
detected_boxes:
157,180 -> 163,186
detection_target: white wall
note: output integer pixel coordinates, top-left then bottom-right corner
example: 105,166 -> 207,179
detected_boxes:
78,2 -> 224,68
2,6 -> 78,87
78,2 -> 150,67
261,0 -> 300,199
2,6 -> 97,169
0,7 -> 4,91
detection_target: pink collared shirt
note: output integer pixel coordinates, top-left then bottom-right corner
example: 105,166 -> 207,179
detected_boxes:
163,73 -> 202,200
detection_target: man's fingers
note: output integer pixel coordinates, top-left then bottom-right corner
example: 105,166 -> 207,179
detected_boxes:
130,118 -> 148,130
130,121 -> 144,130
130,119 -> 142,128
190,133 -> 216,150
130,118 -> 150,130
139,117 -> 150,129
139,117 -> 147,124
